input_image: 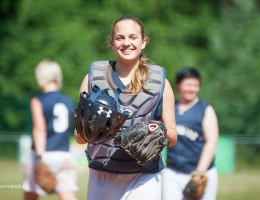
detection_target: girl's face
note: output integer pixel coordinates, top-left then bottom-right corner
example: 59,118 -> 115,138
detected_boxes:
110,20 -> 146,63
177,78 -> 200,102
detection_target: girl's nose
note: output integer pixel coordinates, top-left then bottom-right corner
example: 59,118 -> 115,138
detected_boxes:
123,38 -> 130,45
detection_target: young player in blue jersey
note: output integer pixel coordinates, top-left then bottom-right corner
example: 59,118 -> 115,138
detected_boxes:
74,15 -> 177,200
23,59 -> 78,200
162,68 -> 219,200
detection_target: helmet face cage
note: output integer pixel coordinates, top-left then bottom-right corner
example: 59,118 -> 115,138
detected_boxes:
74,85 -> 128,144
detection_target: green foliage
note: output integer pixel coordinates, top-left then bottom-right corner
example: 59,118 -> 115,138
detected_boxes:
0,0 -> 260,135
203,1 -> 260,135
236,145 -> 260,170
0,142 -> 18,159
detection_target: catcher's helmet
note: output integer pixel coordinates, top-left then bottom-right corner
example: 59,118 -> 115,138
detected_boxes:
74,85 -> 129,144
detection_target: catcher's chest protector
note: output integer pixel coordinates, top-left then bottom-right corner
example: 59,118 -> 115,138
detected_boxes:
87,61 -> 165,173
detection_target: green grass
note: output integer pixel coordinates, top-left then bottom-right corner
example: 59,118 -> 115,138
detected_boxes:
217,170 -> 260,200
1,159 -> 260,200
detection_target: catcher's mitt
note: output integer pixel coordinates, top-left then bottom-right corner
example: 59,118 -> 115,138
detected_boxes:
183,171 -> 207,200
35,160 -> 57,194
113,120 -> 169,165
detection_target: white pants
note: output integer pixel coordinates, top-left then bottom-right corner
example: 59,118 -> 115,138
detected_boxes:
162,167 -> 218,200
23,151 -> 78,195
87,169 -> 161,200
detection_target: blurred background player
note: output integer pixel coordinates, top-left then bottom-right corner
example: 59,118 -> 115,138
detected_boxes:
162,67 -> 219,200
23,59 -> 78,200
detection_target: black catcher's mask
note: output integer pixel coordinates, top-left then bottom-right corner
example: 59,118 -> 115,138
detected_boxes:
74,85 -> 129,144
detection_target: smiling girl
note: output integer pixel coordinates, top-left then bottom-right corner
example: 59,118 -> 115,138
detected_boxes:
74,15 -> 177,200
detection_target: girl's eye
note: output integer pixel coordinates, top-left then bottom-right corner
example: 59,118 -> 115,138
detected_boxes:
116,37 -> 124,41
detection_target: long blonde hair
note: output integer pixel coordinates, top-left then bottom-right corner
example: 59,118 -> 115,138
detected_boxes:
107,15 -> 151,95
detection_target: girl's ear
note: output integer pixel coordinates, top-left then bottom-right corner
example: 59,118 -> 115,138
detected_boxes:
110,40 -> 114,47
141,39 -> 147,50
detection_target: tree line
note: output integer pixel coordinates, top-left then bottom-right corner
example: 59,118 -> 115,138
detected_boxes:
0,0 -> 260,136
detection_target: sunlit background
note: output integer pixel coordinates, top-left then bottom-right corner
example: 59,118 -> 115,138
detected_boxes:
1,0 -> 260,199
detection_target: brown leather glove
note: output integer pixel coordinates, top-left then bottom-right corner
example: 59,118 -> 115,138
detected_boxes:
183,171 -> 207,200
113,120 -> 169,165
34,156 -> 57,194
